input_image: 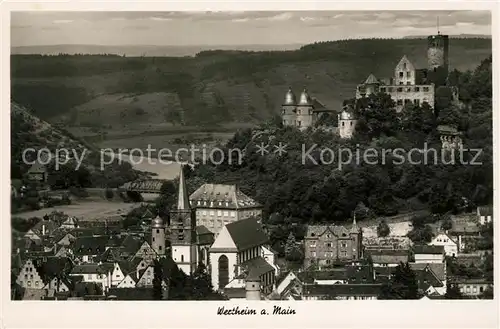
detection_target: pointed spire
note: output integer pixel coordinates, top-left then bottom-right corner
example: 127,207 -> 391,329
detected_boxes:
177,164 -> 190,210
350,212 -> 359,233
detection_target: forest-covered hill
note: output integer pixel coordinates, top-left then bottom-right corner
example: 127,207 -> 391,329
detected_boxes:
11,38 -> 491,129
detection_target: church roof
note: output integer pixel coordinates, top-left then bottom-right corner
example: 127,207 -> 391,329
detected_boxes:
225,217 -> 269,251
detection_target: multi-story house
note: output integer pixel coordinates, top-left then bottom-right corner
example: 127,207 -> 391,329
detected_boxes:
190,183 -> 262,236
413,245 -> 445,264
428,233 -> 458,257
303,218 -> 362,268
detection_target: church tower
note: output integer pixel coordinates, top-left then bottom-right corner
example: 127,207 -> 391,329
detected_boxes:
170,165 -> 198,275
151,215 -> 166,257
349,213 -> 362,260
427,20 -> 449,86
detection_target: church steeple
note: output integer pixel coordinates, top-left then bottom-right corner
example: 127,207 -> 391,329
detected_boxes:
350,212 -> 359,233
177,165 -> 190,210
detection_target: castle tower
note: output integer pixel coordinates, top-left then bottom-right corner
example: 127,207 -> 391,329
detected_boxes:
281,87 -> 297,127
245,277 -> 261,300
151,215 -> 166,257
170,165 -> 198,275
427,28 -> 449,86
338,106 -> 357,139
296,89 -> 314,129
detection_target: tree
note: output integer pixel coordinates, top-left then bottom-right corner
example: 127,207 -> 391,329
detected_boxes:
284,232 -> 303,262
376,220 -> 390,237
441,217 -> 453,231
379,262 -> 420,300
152,260 -> 164,300
444,282 -> 463,299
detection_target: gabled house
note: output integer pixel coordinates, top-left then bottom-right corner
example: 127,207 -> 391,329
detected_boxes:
69,263 -> 114,293
428,233 -> 458,257
477,206 -> 493,225
15,259 -> 45,289
60,216 -> 79,230
55,232 -> 76,247
24,220 -> 59,242
72,236 -> 110,263
133,241 -> 157,263
410,262 -> 447,295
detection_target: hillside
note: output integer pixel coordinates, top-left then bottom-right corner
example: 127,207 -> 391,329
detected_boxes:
10,102 -> 139,187
11,38 -> 492,137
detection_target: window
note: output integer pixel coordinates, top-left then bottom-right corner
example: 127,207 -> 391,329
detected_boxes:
297,121 -> 301,127
350,122 -> 353,126
326,243 -> 332,248
30,274 -> 33,279
341,242 -> 347,248
217,210 -> 222,217
311,251 -> 316,257
326,260 -> 331,264
406,87 -> 411,91
89,274 -> 93,279
159,246 -> 162,251
223,211 -> 229,217
27,281 -> 31,287
326,234 -> 331,238
415,87 -> 420,92
342,122 -> 345,127
423,87 -> 429,92
406,71 -> 411,78
404,99 -> 411,104
202,210 -> 207,216
230,211 -> 236,217
24,274 -> 27,279
310,242 -> 316,248
209,211 -> 215,216
181,255 -> 184,262
380,87 -> 386,92
397,87 -> 403,92
35,281 -> 39,287
399,82 -> 403,85
399,71 -> 404,78
406,82 -> 411,86
152,237 -> 155,242
480,287 -> 484,293
156,229 -> 159,234
414,99 -> 420,106
403,63 -> 407,70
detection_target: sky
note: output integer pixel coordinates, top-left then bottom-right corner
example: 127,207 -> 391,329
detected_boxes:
11,10 -> 491,47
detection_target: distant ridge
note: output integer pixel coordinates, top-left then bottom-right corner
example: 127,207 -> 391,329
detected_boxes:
11,44 -> 304,57
403,34 -> 491,39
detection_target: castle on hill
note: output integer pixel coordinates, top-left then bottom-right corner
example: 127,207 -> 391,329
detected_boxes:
280,32 -> 459,140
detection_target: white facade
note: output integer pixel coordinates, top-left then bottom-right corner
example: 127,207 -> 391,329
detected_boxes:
209,225 -> 239,291
414,253 -> 444,264
117,274 -> 137,288
261,245 -> 279,276
111,263 -> 125,287
429,233 -> 458,257
172,245 -> 197,275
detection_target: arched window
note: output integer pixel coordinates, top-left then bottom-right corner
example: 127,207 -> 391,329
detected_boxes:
218,255 -> 229,288
181,255 -> 184,262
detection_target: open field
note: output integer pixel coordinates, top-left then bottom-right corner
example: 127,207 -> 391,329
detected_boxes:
12,200 -> 137,221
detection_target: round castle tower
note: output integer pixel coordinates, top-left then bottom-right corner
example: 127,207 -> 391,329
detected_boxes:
281,87 -> 297,127
338,106 -> 357,139
296,89 -> 314,129
151,215 -> 166,256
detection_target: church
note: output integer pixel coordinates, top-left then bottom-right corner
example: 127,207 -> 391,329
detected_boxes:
150,165 -> 279,299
